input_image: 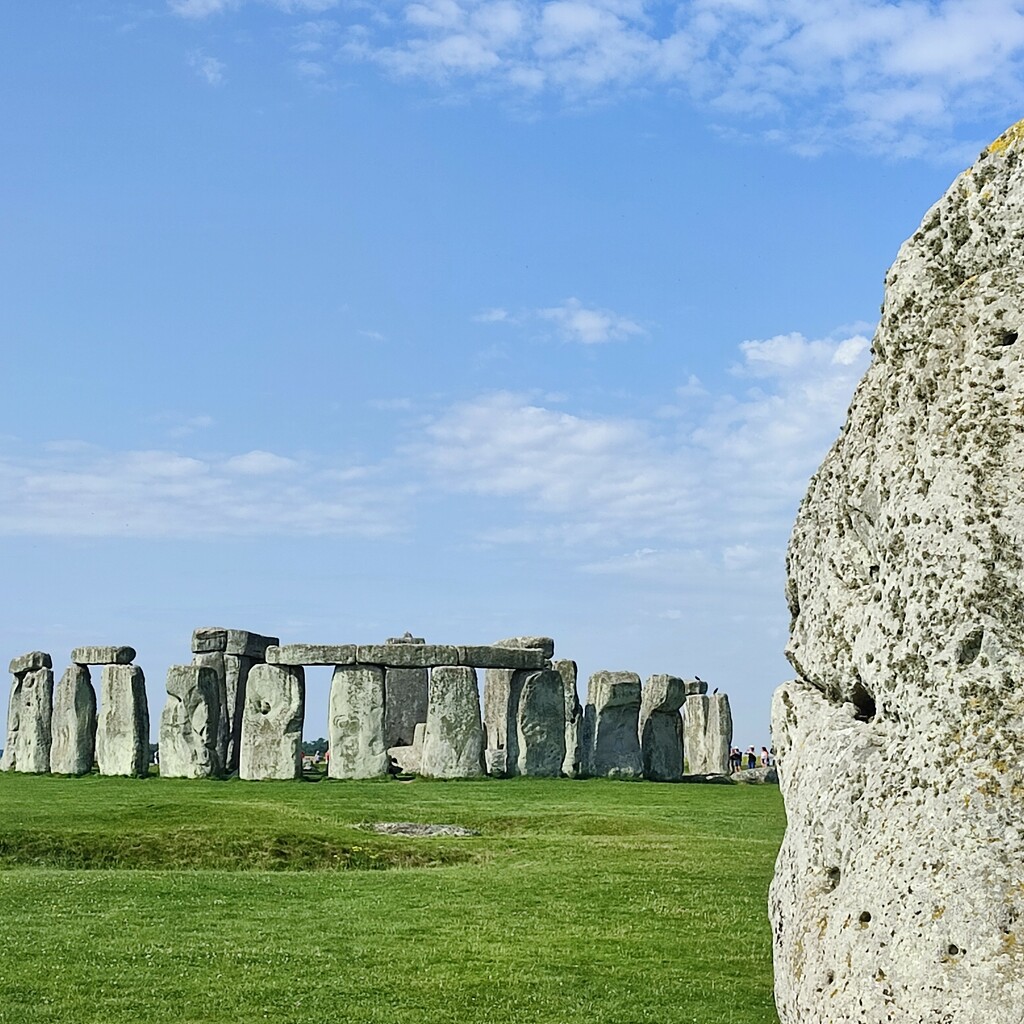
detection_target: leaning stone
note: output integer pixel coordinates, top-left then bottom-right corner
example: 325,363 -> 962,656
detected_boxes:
96,665 -> 149,777
328,664 -> 388,779
159,665 -> 221,779
771,120 -> 1024,1023
356,644 -> 460,667
515,669 -> 565,777
1,658 -> 54,774
50,665 -> 96,775
457,645 -> 547,670
494,635 -> 555,659
639,674 -> 686,782
8,651 -> 52,675
684,678 -> 708,696
420,666 -> 485,779
384,666 -> 428,749
71,645 -> 136,666
554,659 -> 582,777
239,664 -> 304,781
579,671 -> 642,778
265,644 -> 356,666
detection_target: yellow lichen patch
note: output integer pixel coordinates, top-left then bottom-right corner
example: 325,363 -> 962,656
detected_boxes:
987,119 -> 1024,155
932,905 -> 946,920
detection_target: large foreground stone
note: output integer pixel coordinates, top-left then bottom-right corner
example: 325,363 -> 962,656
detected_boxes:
639,674 -> 685,782
239,664 -> 304,780
328,664 -> 388,779
50,664 -> 96,775
579,671 -> 642,778
159,665 -> 221,779
1,652 -> 54,773
96,664 -> 149,777
770,121 -> 1024,1022
420,666 -> 485,779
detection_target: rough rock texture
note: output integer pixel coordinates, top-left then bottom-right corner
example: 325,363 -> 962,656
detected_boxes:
388,722 -> 427,775
159,665 -> 221,779
357,644 -> 459,667
770,122 -> 1024,1023
50,664 -> 97,775
639,674 -> 685,782
579,671 -> 642,778
684,678 -> 708,696
483,667 -> 514,752
96,665 -> 150,777
193,650 -> 260,774
682,694 -> 710,772
482,637 -> 554,756
706,693 -> 732,774
266,644 -> 356,666
554,659 -> 582,776
384,666 -> 428,748
191,627 -> 278,658
515,669 -> 565,777
1,653 -> 54,773
457,646 -> 547,669
420,666 -> 485,779
239,664 -> 304,781
494,635 -> 555,660
328,664 -> 388,779
71,645 -> 135,665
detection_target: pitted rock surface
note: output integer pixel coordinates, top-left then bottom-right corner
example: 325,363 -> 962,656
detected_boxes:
771,120 -> 1024,1023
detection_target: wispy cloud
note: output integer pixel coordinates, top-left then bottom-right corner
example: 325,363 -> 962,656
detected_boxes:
188,50 -> 226,85
475,297 -> 645,343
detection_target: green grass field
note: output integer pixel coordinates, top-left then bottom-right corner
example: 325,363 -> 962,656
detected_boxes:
0,774 -> 784,1024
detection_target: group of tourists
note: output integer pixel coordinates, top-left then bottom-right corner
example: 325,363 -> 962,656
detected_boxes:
728,746 -> 772,773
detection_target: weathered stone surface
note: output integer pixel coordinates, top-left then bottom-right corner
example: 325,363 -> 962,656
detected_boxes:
705,692 -> 732,775
1,659 -> 54,773
384,666 -> 428,748
8,651 -> 51,675
356,644 -> 459,667
683,694 -> 710,773
420,666 -> 485,779
732,766 -> 777,784
328,664 -> 387,779
579,671 -> 642,778
554,659 -> 582,777
683,678 -> 708,696
239,664 -> 304,781
639,674 -> 685,782
386,722 -> 427,774
96,665 -> 149,777
482,667 -> 514,752
266,644 -> 356,666
457,646 -> 547,669
192,627 -> 278,658
771,122 -> 1024,1023
50,664 -> 96,775
72,645 -> 135,666
194,651 -> 258,774
484,747 -> 506,776
159,665 -> 221,779
386,633 -> 425,645
515,669 -> 565,776
494,635 -> 555,660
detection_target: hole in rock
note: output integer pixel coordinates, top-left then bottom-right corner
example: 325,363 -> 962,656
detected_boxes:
947,943 -> 961,956
849,681 -> 876,723
996,330 -> 1018,346
956,627 -> 984,667
826,866 -> 841,890
859,911 -> 872,925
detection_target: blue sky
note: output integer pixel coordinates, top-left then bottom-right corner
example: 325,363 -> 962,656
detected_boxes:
2,0 -> 1021,747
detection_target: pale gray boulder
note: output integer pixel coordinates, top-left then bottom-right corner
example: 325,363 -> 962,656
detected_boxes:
71,645 -> 135,666
515,669 -> 565,777
159,665 -> 221,779
50,664 -> 96,775
483,667 -> 514,752
328,664 -> 388,779
771,121 -> 1024,1023
420,666 -> 485,779
580,671 -> 642,778
96,664 -> 150,777
639,674 -> 685,782
1,651 -> 54,773
554,659 -> 582,776
682,694 -> 710,773
388,722 -> 425,775
239,664 -> 304,781
706,692 -> 732,774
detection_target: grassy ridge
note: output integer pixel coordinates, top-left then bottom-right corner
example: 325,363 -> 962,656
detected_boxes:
0,775 -> 784,1024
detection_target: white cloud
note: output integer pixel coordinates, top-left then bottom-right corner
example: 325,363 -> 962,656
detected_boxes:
222,450 -> 299,474
170,0 -> 237,17
473,307 -> 513,323
188,51 -> 226,85
538,297 -> 645,344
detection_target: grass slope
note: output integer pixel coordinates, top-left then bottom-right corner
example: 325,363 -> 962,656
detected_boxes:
0,775 -> 784,1024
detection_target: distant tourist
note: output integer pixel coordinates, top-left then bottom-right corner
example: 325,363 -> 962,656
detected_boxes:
760,746 -> 771,767
729,747 -> 742,773
746,747 -> 757,770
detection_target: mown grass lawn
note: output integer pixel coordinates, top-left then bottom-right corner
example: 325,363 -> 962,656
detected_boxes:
0,774 -> 784,1024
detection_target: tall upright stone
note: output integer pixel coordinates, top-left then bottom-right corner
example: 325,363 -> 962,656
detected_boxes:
159,665 -> 221,779
515,669 -> 565,777
771,121 -> 1024,1023
1,652 -> 54,773
579,670 -> 642,778
639,674 -> 685,782
50,664 -> 97,775
706,692 -> 732,774
96,664 -> 150,777
554,658 -> 582,776
328,664 -> 388,779
483,636 -> 554,762
383,634 -> 428,749
239,663 -> 304,781
420,666 -> 485,779
682,681 -> 710,773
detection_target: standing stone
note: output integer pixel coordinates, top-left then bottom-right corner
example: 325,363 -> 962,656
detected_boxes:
580,671 -> 642,778
50,664 -> 97,775
420,666 -> 485,779
328,664 -> 387,779
639,674 -> 685,782
483,636 -> 554,757
96,664 -> 150,777
383,668 -> 428,748
1,652 -> 54,773
515,669 -> 565,777
706,692 -> 732,774
554,659 -> 582,776
771,121 -> 1024,1023
239,664 -> 304,781
159,665 -> 221,779
683,693 -> 710,773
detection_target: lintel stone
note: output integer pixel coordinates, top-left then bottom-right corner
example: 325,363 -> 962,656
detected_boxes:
192,627 -> 279,658
356,644 -> 459,667
457,646 -> 547,670
9,651 -> 52,675
266,644 -> 357,666
71,646 -> 136,666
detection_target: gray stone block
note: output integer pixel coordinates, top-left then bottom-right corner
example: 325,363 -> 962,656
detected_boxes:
683,694 -> 710,773
356,644 -> 459,667
639,674 -> 686,782
385,633 -> 425,645
328,664 -> 388,779
192,627 -> 279,658
684,678 -> 708,696
555,659 -> 582,777
239,664 -> 304,781
515,669 -> 565,777
265,644 -> 357,666
50,664 -> 96,776
8,651 -> 52,675
159,665 -> 221,779
1,660 -> 54,774
96,664 -> 149,777
457,645 -> 547,669
71,645 -> 136,666
420,666 -> 485,779
384,666 -> 428,749
494,635 -> 555,659
580,670 -> 642,779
